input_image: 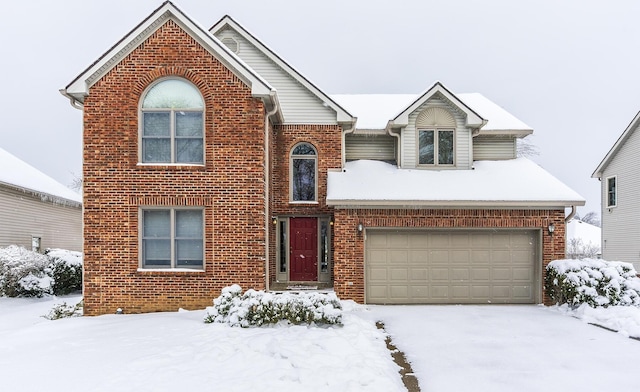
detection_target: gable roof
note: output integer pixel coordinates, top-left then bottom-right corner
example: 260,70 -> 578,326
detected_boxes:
210,15 -> 354,125
390,82 -> 485,129
327,158 -> 584,208
331,88 -> 532,134
61,1 -> 276,109
0,147 -> 81,205
592,110 -> 640,178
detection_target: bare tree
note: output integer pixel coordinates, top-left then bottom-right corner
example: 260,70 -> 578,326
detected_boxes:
517,136 -> 540,158
69,172 -> 83,193
580,211 -> 600,227
566,238 -> 600,259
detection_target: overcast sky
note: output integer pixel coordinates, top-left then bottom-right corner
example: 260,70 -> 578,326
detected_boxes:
3,0 -> 639,216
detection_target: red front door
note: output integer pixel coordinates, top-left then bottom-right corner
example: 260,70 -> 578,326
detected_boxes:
289,217 -> 318,281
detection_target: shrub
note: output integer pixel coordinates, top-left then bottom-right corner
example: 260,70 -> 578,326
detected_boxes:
545,259 -> 640,308
0,246 -> 83,297
0,245 -> 52,297
204,284 -> 343,327
45,248 -> 83,295
43,300 -> 84,320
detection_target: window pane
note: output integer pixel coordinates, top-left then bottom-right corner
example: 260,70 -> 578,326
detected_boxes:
143,112 -> 170,136
292,158 -> 316,201
176,139 -> 204,163
419,130 -> 434,164
175,210 -> 203,238
143,239 -> 171,267
292,143 -> 316,155
438,131 -> 454,164
143,210 -> 170,237
143,79 -> 204,109
279,220 -> 287,273
143,139 -> 171,163
320,221 -> 329,273
176,112 -> 203,136
176,239 -> 203,267
607,178 -> 616,207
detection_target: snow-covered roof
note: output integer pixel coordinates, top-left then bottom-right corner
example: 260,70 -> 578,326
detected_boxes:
0,147 -> 81,204
327,158 -> 585,207
331,91 -> 532,133
592,109 -> 640,178
567,219 -> 601,248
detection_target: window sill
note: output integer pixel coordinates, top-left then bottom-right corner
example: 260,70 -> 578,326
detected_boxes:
137,268 -> 205,273
289,201 -> 319,205
136,163 -> 205,169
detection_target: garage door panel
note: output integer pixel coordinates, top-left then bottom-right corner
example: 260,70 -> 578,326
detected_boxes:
366,230 -> 537,304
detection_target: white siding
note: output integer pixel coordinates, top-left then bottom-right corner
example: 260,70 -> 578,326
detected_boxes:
0,186 -> 82,252
401,95 -> 471,169
346,134 -> 396,161
473,136 -> 517,161
600,123 -> 640,271
214,28 -> 337,124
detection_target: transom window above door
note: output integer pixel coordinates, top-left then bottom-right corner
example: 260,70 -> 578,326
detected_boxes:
141,78 -> 204,164
290,142 -> 317,202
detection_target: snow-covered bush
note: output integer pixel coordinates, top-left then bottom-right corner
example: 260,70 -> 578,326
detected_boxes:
204,284 -> 343,327
43,300 -> 84,320
0,245 -> 52,297
0,246 -> 83,297
545,259 -> 640,308
46,248 -> 83,295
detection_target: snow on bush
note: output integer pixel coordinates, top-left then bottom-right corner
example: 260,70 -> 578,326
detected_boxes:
43,300 -> 84,320
0,245 -> 52,297
204,284 -> 343,327
45,248 -> 83,295
545,258 -> 640,308
0,246 -> 83,297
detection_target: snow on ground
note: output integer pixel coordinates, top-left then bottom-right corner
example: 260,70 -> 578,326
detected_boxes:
362,305 -> 640,392
1,297 -> 639,392
0,296 -> 403,392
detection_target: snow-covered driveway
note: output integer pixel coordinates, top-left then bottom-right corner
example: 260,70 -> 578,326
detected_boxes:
363,305 -> 639,392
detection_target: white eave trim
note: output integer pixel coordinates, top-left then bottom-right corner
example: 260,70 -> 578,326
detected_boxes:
62,2 -> 274,104
210,15 -> 355,125
592,109 -> 640,178
390,81 -> 485,128
475,129 -> 533,137
326,199 -> 585,209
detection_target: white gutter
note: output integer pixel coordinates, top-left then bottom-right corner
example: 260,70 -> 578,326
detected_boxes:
341,119 -> 357,168
565,205 -> 577,222
264,93 -> 279,292
384,121 -> 401,167
60,89 -> 84,110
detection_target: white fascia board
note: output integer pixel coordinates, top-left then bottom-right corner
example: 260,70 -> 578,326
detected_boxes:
326,199 -> 585,208
592,110 -> 640,178
63,2 -> 274,103
475,129 -> 533,137
391,82 -> 484,128
210,16 -> 355,124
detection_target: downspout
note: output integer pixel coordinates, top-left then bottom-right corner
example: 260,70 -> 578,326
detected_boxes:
264,92 -> 279,292
341,119 -> 357,168
60,90 -> 83,110
565,205 -> 577,222
385,121 -> 401,167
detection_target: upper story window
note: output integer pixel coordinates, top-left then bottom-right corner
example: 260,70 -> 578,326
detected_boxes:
606,176 -> 617,208
141,79 -> 204,164
290,143 -> 317,202
416,107 -> 456,166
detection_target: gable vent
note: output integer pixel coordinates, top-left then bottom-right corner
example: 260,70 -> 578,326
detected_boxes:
416,107 -> 456,128
221,37 -> 239,54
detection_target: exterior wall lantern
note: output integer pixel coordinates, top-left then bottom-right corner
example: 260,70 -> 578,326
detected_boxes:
548,223 -> 555,235
357,223 -> 364,233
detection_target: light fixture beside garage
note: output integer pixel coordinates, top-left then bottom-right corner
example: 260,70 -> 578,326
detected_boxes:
357,223 -> 364,233
548,223 -> 555,235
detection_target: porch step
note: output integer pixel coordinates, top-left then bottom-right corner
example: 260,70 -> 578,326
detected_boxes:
269,282 -> 333,292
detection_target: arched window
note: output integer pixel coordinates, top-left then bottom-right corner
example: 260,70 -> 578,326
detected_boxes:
290,143 -> 317,202
141,78 -> 204,164
416,107 -> 455,166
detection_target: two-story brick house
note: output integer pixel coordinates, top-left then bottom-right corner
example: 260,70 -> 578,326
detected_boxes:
62,2 -> 584,315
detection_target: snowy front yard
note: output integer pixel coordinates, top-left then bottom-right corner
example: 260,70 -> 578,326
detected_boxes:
1,296 -> 639,392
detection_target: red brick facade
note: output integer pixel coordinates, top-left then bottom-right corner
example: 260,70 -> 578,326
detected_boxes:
333,209 -> 566,305
82,20 -> 267,315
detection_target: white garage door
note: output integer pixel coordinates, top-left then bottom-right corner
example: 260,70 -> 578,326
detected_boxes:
366,230 -> 538,304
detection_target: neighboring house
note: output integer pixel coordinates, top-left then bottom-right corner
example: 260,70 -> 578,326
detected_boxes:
566,219 -> 601,259
61,1 -> 583,315
0,147 -> 82,252
593,110 -> 640,270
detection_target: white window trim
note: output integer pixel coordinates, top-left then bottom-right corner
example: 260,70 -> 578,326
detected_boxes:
606,175 -> 617,208
289,142 -> 319,203
138,77 -> 205,165
139,207 -> 205,270
416,128 -> 456,167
